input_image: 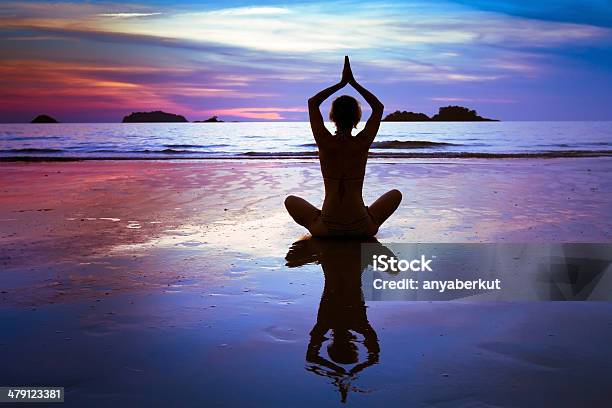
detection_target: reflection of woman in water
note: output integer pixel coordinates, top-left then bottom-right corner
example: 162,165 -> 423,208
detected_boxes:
286,237 -> 395,403
285,56 -> 402,237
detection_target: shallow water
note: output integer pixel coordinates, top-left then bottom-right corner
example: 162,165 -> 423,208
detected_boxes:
1,159 -> 612,406
1,121 -> 611,159
2,241 -> 612,407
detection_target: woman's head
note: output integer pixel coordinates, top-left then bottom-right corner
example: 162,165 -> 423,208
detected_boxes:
327,330 -> 359,364
329,95 -> 361,131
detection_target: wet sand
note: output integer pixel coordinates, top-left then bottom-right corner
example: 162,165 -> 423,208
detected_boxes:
1,158 -> 612,406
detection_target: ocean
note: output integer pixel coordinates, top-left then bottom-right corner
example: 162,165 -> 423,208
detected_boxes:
1,121 -> 611,159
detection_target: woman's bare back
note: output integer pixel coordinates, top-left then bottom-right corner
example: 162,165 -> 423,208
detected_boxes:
318,133 -> 369,223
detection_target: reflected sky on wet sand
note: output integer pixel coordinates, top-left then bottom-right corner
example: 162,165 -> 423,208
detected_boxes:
1,159 -> 612,405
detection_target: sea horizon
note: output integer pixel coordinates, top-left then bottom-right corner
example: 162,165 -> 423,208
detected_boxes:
3,119 -> 612,124
2,121 -> 612,160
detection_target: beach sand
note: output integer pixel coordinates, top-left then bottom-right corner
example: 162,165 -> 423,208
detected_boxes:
1,158 -> 612,406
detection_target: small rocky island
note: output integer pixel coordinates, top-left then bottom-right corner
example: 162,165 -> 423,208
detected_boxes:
383,111 -> 430,122
122,111 -> 188,123
194,116 -> 224,123
31,114 -> 58,123
383,105 -> 497,122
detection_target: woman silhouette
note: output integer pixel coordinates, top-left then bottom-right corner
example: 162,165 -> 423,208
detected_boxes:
285,56 -> 402,237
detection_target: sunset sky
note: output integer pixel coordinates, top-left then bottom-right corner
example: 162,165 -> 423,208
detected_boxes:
1,0 -> 612,122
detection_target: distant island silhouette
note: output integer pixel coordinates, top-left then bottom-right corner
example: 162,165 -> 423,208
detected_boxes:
194,116 -> 224,123
122,111 -> 188,123
383,111 -> 430,121
383,105 -> 497,122
26,106 -> 495,124
31,114 -> 58,123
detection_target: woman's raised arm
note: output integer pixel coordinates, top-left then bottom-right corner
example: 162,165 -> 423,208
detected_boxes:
308,81 -> 345,142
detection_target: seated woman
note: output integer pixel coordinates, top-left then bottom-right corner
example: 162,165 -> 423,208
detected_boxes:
285,56 -> 402,237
